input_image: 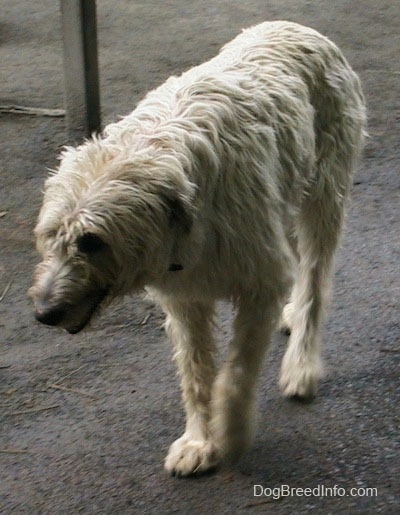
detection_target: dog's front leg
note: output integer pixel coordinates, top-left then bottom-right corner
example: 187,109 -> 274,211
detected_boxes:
164,300 -> 218,477
211,295 -> 281,460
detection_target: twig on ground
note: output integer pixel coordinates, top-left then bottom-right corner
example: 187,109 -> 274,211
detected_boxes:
115,313 -> 151,328
241,497 -> 284,508
0,104 -> 65,117
140,313 -> 151,325
47,383 -> 97,399
53,364 -> 88,385
96,361 -> 137,367
0,448 -> 31,454
0,278 -> 13,302
8,404 -> 60,416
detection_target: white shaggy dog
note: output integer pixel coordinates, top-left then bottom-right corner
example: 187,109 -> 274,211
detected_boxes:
30,22 -> 366,477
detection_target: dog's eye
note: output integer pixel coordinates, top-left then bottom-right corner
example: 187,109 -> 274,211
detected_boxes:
76,233 -> 106,253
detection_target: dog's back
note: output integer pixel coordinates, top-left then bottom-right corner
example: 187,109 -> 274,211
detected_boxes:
122,21 -> 366,299
107,20 -> 366,216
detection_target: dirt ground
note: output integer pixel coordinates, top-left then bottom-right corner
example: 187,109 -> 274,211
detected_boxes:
0,1 -> 399,513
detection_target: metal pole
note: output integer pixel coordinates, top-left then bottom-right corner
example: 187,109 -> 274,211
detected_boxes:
60,0 -> 101,141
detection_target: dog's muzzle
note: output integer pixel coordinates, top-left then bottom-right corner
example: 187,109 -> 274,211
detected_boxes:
33,288 -> 108,334
34,303 -> 66,327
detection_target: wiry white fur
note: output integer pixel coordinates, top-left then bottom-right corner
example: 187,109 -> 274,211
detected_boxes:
30,22 -> 366,476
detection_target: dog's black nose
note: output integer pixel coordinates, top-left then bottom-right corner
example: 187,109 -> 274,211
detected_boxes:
34,306 -> 65,326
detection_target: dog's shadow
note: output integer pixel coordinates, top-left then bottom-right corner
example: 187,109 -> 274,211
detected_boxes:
236,382 -> 336,485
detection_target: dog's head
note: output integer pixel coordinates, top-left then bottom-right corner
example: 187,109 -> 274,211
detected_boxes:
29,140 -> 194,333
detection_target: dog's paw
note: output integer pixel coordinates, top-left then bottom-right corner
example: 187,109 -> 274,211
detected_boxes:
164,436 -> 219,477
279,302 -> 294,335
279,354 -> 322,399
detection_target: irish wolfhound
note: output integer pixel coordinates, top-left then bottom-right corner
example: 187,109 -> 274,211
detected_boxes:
30,21 -> 366,476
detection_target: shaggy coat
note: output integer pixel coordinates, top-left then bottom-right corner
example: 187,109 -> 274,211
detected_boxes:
30,21 -> 366,476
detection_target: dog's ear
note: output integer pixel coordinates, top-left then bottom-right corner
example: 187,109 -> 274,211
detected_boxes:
162,193 -> 193,234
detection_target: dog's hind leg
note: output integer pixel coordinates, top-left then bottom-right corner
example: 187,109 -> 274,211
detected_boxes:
279,177 -> 349,399
279,69 -> 365,399
211,292 -> 283,460
164,300 -> 218,477
279,232 -> 300,334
